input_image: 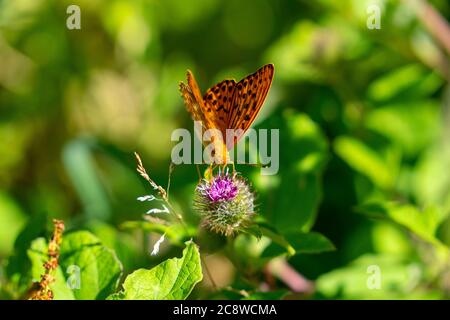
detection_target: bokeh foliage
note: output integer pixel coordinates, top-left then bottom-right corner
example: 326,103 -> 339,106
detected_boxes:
0,0 -> 449,299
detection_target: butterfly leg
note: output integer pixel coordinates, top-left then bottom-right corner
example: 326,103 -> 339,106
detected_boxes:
196,162 -> 221,181
209,164 -> 214,182
195,164 -> 203,183
221,163 -> 233,175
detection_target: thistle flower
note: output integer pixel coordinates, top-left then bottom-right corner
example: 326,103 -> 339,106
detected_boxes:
194,170 -> 255,236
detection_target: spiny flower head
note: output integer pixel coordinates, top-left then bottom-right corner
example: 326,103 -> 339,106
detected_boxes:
194,170 -> 255,236
204,173 -> 238,202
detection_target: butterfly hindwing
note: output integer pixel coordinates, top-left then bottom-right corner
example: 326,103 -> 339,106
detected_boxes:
227,64 -> 274,144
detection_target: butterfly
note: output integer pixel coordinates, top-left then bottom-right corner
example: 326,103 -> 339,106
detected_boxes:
179,64 -> 274,165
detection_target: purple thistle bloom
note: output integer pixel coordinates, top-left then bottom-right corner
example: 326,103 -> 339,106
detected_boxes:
206,174 -> 238,202
194,171 -> 255,236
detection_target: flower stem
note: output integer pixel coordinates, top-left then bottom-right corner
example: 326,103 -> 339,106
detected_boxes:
200,254 -> 218,291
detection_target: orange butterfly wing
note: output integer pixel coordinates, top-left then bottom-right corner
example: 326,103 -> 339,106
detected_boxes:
179,70 -> 231,163
179,70 -> 214,131
179,64 -> 274,163
202,79 -> 236,139
227,64 -> 274,145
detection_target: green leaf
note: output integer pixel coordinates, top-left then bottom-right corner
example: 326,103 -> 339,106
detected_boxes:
86,221 -> 142,271
27,231 -> 123,300
316,254 -> 442,299
62,139 -> 111,220
5,212 -> 49,293
267,20 -> 369,82
284,231 -> 336,254
59,231 -> 123,300
367,64 -> 443,103
259,224 -> 295,256
255,111 -> 328,233
110,241 -> 202,300
240,224 -> 263,240
334,136 -> 394,189
27,238 -> 75,300
260,225 -> 335,257
365,101 -> 440,156
357,202 -> 448,250
243,290 -> 289,300
0,192 -> 26,256
413,144 -> 450,210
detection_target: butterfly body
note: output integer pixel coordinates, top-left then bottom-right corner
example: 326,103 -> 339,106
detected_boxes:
179,64 -> 274,164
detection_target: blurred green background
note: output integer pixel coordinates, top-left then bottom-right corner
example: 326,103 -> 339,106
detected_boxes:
0,0 -> 449,299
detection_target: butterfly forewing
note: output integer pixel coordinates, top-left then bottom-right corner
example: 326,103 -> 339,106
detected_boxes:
180,64 -> 274,164
180,70 -> 216,132
227,64 -> 274,144
179,70 -> 230,163
203,79 -> 236,138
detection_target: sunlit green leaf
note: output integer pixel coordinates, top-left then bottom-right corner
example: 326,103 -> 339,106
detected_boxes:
367,64 -> 443,102
316,254 -> 442,299
59,231 -> 123,300
260,225 -> 334,257
27,238 -> 75,300
357,202 -> 449,250
334,136 -> 394,189
109,241 -> 202,300
365,101 -> 440,156
0,192 -> 26,256
243,290 -> 289,300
